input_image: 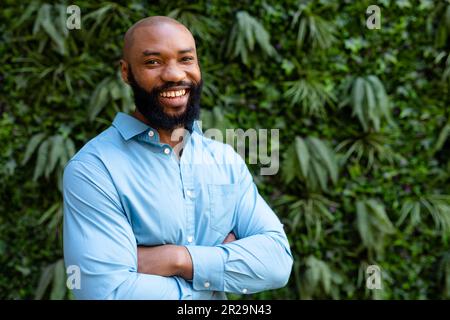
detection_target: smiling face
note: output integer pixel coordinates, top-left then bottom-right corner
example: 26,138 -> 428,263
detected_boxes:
120,17 -> 202,130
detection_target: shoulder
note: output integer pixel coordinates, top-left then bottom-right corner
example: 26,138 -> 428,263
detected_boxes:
64,126 -> 123,178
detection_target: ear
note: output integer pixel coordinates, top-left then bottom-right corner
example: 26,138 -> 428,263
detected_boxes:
120,59 -> 129,84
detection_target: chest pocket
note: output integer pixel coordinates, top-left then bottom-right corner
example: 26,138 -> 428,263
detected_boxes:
208,184 -> 238,236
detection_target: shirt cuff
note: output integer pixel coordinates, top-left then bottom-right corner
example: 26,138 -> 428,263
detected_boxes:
185,245 -> 225,291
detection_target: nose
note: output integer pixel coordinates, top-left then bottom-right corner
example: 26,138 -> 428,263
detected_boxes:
161,62 -> 186,83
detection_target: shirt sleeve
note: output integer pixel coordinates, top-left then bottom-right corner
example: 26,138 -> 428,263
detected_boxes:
63,160 -> 193,300
186,147 -> 294,294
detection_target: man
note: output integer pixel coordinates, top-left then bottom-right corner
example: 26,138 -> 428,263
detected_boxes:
63,16 -> 293,299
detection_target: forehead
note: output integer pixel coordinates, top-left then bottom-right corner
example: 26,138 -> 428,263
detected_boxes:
130,23 -> 196,58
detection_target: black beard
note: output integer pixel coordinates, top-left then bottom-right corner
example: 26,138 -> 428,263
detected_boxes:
127,67 -> 202,132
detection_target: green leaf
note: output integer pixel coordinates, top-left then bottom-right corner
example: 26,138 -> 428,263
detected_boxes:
226,11 -> 276,65
295,137 -> 309,178
351,77 -> 367,130
432,122 -> 450,155
37,202 -> 60,225
22,132 -> 46,165
35,4 -> 66,55
308,137 -> 338,184
292,7 -> 336,50
35,263 -> 54,300
89,78 -> 111,121
33,139 -> 50,181
50,259 -> 66,300
47,135 -> 64,178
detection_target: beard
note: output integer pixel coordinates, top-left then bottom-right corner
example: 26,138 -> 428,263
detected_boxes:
127,67 -> 202,132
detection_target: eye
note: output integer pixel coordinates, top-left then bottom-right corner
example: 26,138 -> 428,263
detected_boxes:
145,60 -> 160,65
181,56 -> 194,62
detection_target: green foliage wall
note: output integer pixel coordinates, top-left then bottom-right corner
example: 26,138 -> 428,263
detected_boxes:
0,0 -> 449,299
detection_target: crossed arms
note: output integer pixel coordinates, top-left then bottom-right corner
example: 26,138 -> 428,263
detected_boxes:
136,232 -> 236,280
63,159 -> 293,299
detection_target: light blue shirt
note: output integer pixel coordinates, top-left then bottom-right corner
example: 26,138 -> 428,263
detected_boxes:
63,112 -> 293,300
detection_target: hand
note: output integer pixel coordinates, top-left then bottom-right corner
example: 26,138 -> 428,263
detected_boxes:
222,232 -> 236,244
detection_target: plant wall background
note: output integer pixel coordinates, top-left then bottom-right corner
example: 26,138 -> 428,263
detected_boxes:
0,0 -> 449,299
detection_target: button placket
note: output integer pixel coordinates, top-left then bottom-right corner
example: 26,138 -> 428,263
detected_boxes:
180,142 -> 195,246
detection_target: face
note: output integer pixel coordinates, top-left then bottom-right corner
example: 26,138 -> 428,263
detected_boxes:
121,22 -> 202,131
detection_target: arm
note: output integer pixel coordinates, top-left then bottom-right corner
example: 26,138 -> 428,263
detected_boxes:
63,160 -> 192,300
137,244 -> 193,280
185,149 -> 294,294
136,233 -> 236,279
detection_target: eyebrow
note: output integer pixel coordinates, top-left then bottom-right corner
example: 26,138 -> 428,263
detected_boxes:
142,48 -> 195,56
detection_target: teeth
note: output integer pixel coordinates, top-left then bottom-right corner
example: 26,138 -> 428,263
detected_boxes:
160,89 -> 187,98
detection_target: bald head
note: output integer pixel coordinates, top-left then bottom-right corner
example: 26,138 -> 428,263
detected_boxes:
122,16 -> 194,62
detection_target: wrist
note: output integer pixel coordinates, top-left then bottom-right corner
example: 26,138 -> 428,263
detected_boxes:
175,246 -> 193,280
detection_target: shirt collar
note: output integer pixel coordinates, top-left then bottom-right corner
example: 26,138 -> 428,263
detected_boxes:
112,112 -> 150,141
112,112 -> 203,141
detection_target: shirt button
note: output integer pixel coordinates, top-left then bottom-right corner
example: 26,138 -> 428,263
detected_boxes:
186,190 -> 194,198
187,236 -> 193,243
163,148 -> 170,155
148,130 -> 154,137
242,288 -> 248,294
204,281 -> 210,288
